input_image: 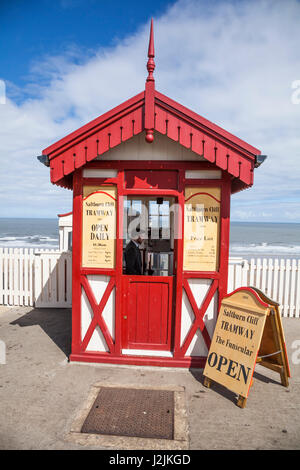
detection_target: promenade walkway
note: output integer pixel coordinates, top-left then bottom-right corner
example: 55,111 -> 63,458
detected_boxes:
0,306 -> 299,450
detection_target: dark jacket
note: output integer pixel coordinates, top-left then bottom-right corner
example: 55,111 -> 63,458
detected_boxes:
125,240 -> 142,275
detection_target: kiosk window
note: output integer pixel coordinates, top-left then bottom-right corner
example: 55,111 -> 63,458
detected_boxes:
123,197 -> 175,276
149,200 -> 170,240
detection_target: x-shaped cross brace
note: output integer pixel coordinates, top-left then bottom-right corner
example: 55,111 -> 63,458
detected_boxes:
179,279 -> 218,357
80,275 -> 115,353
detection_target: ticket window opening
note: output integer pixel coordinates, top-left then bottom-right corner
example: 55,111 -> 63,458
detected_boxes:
123,197 -> 175,276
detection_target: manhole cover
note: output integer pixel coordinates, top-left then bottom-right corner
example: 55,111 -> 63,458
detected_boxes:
81,387 -> 174,440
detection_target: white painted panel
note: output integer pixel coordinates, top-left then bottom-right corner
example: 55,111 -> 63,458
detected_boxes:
188,278 -> 211,309
58,214 -> 72,227
185,170 -> 221,179
185,291 -> 218,357
180,290 -> 195,347
81,287 -> 93,341
81,275 -> 114,350
122,349 -> 173,357
203,291 -> 218,339
185,329 -> 208,357
81,287 -> 108,352
87,326 -> 109,352
98,133 -> 205,161
86,275 -> 109,304
181,279 -> 219,357
86,274 -> 114,339
83,169 -> 117,178
102,287 -> 115,340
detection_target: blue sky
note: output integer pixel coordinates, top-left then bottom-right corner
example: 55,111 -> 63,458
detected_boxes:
1,0 -> 174,93
1,0 -> 300,222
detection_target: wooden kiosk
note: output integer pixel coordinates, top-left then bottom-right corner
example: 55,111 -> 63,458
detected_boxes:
39,21 -> 266,368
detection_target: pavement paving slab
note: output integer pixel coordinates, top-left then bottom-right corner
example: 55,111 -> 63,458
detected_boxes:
0,305 -> 299,450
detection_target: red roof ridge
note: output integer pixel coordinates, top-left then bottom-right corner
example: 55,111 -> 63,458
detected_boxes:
155,90 -> 260,157
43,91 -> 144,158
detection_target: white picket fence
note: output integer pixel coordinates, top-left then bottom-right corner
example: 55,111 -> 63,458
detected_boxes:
0,248 -> 35,307
228,257 -> 300,317
0,248 -> 72,308
0,248 -> 300,316
34,250 -> 72,308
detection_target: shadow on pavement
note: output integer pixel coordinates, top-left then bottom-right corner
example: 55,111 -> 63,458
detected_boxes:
253,369 -> 280,385
10,308 -> 72,357
189,368 -> 238,406
189,365 -> 281,406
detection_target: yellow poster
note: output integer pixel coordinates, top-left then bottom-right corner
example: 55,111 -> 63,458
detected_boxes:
183,187 -> 221,271
82,186 -> 117,269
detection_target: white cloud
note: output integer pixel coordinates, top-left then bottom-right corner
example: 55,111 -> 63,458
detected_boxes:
1,0 -> 300,220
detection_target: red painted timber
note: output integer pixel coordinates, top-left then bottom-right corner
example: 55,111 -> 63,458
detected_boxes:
155,90 -> 260,157
44,90 -> 260,190
71,170 -> 82,355
43,91 -> 144,157
69,352 -> 207,369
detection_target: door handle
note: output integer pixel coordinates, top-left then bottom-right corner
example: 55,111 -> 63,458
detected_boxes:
123,315 -> 127,320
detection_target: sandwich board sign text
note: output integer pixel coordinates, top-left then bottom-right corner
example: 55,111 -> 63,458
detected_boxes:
203,287 -> 290,408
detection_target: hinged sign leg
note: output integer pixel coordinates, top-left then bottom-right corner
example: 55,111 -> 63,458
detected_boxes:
203,376 -> 212,389
237,396 -> 247,409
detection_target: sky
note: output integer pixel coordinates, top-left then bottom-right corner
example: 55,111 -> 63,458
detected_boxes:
1,0 -> 300,222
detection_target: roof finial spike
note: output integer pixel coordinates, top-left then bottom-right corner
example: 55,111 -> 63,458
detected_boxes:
146,18 -> 155,82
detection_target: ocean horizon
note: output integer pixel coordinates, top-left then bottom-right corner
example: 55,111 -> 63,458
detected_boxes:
0,217 -> 299,259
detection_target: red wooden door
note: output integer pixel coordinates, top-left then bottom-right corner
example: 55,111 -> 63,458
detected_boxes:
122,275 -> 174,351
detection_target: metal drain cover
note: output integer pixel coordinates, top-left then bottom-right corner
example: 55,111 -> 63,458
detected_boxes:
81,387 -> 174,440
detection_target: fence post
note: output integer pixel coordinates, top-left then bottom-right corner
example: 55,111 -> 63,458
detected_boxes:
267,257 -> 273,298
3,248 -> 8,305
34,252 -> 42,307
290,259 -> 297,318
0,248 -> 3,305
278,259 -> 285,316
242,259 -> 249,286
284,259 -> 291,317
249,258 -> 255,286
296,259 -> 300,318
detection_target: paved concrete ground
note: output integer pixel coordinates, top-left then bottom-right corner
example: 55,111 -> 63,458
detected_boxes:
0,305 -> 299,450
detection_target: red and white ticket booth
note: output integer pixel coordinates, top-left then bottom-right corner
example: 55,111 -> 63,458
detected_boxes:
40,22 -> 265,368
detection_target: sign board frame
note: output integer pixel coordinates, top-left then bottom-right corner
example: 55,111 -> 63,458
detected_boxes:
203,287 -> 290,408
251,287 -> 291,388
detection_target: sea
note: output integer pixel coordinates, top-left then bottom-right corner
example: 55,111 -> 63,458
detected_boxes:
0,218 -> 299,259
229,222 -> 300,259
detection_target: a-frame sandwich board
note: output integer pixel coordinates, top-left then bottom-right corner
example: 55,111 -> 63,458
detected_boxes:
203,287 -> 290,408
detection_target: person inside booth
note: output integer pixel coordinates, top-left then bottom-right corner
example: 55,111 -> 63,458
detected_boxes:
123,197 -> 174,276
124,228 -> 145,275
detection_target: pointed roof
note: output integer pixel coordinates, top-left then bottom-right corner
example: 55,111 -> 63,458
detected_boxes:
147,18 -> 155,81
41,20 -> 262,193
